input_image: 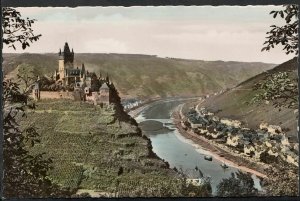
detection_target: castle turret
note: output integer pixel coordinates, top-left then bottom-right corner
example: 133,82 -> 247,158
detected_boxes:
32,80 -> 40,101
63,42 -> 74,64
58,42 -> 75,83
63,42 -> 74,68
81,63 -> 85,75
99,83 -> 110,106
58,49 -> 65,80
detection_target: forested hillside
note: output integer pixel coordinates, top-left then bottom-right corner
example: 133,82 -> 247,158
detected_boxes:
3,53 -> 275,98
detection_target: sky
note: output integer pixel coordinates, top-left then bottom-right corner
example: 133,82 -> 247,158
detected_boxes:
3,6 -> 295,64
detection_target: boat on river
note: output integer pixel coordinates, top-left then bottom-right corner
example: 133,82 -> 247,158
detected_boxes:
204,155 -> 213,161
220,162 -> 229,169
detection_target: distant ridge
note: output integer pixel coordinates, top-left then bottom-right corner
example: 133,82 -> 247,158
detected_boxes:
3,53 -> 275,98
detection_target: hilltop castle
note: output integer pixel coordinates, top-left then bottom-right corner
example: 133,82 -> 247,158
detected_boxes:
32,42 -> 113,106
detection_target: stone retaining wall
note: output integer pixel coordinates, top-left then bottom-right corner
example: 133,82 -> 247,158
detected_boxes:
30,91 -> 74,100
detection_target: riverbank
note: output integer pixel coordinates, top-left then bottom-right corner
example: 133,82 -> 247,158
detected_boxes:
128,98 -> 161,118
172,105 -> 269,179
128,97 -> 202,118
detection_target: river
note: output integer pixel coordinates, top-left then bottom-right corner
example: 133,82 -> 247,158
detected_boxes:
133,98 -> 262,194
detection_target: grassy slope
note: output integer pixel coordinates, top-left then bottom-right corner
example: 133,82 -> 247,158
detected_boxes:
3,53 -> 275,98
201,58 -> 298,140
19,100 -> 181,195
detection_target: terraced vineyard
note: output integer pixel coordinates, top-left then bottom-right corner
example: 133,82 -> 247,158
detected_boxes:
19,100 -> 182,196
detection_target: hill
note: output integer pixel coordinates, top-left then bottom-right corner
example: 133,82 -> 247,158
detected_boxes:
19,99 -> 183,197
200,58 -> 298,140
3,53 -> 275,98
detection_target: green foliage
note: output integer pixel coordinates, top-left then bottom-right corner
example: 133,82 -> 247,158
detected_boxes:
263,165 -> 299,196
19,100 -> 187,197
251,71 -> 298,109
109,82 -> 137,125
262,5 -> 298,55
2,7 -> 42,50
216,171 -> 258,197
2,10 -> 71,196
56,111 -> 115,133
116,177 -> 184,197
17,64 -> 38,93
2,80 -> 72,198
182,183 -> 212,197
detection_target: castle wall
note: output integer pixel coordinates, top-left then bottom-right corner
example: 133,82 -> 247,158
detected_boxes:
74,90 -> 84,101
30,91 -> 74,100
86,93 -> 96,102
99,89 -> 110,105
85,91 -> 110,106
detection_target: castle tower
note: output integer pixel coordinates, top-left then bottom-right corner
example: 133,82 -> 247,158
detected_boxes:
58,42 -> 75,82
63,42 -> 74,66
80,63 -> 85,80
58,48 -> 65,80
32,81 -> 40,101
99,83 -> 110,106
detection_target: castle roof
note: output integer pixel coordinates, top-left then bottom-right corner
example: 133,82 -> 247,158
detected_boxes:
100,83 -> 109,89
64,42 -> 71,53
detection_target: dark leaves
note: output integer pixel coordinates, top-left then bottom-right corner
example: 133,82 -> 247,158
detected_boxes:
262,5 -> 298,56
2,7 -> 42,50
216,171 -> 258,197
250,71 -> 298,111
3,79 -> 71,197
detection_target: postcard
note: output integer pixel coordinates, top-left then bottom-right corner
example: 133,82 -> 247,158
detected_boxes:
1,2 -> 299,198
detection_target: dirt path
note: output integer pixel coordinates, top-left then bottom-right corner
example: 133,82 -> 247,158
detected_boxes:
172,108 -> 269,179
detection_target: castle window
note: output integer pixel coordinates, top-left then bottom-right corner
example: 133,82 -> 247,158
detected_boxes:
84,87 -> 90,94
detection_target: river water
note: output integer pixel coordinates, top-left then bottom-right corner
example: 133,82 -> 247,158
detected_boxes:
134,99 -> 262,194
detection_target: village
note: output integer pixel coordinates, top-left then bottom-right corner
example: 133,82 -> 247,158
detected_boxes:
180,105 -> 299,167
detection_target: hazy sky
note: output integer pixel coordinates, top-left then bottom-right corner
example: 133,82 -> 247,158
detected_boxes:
3,6 -> 295,64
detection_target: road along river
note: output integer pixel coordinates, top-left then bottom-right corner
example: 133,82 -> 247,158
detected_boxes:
131,98 -> 262,194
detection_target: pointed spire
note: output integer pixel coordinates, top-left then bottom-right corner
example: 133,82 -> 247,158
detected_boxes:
64,42 -> 71,53
81,63 -> 85,74
106,73 -> 109,83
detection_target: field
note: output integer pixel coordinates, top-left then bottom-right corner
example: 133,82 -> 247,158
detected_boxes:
19,100 -> 182,196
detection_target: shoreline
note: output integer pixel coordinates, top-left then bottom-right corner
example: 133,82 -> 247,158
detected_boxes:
128,96 -> 201,118
172,106 -> 269,179
127,98 -> 161,118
